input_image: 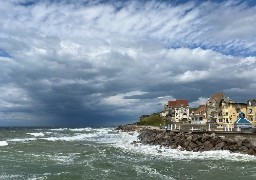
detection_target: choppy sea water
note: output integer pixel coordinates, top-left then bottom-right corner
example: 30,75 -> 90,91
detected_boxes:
0,128 -> 256,180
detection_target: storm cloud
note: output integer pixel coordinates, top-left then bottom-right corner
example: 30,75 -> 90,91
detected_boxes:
0,0 -> 256,127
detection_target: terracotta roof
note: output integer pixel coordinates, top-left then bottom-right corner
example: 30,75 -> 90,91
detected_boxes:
194,105 -> 206,114
210,92 -> 225,101
168,99 -> 189,108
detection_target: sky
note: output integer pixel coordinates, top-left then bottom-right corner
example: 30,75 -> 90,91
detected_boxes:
0,0 -> 256,127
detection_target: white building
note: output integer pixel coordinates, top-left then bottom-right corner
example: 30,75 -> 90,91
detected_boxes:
162,99 -> 190,122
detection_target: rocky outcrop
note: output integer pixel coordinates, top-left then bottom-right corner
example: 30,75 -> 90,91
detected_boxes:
137,129 -> 256,155
116,125 -> 150,132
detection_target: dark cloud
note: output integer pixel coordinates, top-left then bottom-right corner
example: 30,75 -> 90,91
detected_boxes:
0,0 -> 255,127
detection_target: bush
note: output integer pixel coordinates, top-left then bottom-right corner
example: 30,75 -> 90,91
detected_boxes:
137,113 -> 166,127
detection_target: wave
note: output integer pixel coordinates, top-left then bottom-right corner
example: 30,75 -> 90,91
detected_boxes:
26,132 -> 45,137
8,138 -> 37,142
112,131 -> 256,162
49,128 -> 68,131
69,128 -> 93,132
4,128 -> 256,162
0,141 -> 8,146
41,133 -> 99,142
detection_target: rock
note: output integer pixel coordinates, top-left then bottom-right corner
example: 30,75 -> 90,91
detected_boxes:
210,133 -> 216,138
189,142 -> 197,149
187,135 -> 193,141
247,148 -> 256,155
242,139 -> 251,146
239,146 -> 248,153
136,128 -> 256,156
215,142 -> 225,150
203,141 -> 214,151
196,140 -> 203,146
193,147 -> 199,152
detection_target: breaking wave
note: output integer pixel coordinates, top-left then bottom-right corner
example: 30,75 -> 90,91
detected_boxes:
0,141 -> 8,146
3,128 -> 256,162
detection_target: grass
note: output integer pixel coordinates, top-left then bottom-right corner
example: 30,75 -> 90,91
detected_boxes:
137,113 -> 167,127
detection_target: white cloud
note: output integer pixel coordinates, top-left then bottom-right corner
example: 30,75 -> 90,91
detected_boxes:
0,84 -> 32,109
0,0 -> 255,125
101,91 -> 146,107
190,97 -> 209,108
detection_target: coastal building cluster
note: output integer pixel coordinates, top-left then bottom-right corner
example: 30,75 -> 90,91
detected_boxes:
160,93 -> 256,130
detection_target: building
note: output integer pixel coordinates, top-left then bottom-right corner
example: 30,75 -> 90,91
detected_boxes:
163,99 -> 190,123
206,92 -> 225,123
247,99 -> 256,126
234,112 -> 252,129
206,92 -> 250,129
190,105 -> 207,124
217,98 -> 247,129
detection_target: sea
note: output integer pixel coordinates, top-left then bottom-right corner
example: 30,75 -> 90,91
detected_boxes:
0,128 -> 256,180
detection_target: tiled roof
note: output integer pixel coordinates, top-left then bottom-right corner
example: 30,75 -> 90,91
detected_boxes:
210,92 -> 225,101
168,99 -> 189,108
194,105 -> 206,114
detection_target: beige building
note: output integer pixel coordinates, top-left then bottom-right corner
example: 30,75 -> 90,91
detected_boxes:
247,99 -> 256,126
206,92 -> 225,123
217,98 -> 247,128
161,99 -> 190,123
206,93 -> 255,129
190,105 -> 207,125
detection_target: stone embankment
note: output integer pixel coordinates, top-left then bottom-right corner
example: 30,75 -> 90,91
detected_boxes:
116,125 -> 143,132
116,125 -> 157,132
139,129 -> 256,155
116,125 -> 256,155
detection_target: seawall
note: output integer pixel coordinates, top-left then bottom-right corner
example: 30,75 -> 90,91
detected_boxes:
116,125 -> 256,156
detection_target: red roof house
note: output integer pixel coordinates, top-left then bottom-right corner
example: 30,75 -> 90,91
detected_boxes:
168,100 -> 189,108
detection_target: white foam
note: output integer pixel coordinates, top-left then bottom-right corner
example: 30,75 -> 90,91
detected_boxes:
49,128 -> 68,131
0,141 -> 8,146
0,174 -> 21,179
134,165 -> 175,180
27,132 -> 45,137
44,153 -> 77,165
41,133 -> 98,142
45,132 -> 54,135
8,138 -> 37,142
112,131 -> 256,162
69,128 -> 92,132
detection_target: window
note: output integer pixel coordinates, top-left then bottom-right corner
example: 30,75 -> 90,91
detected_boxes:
199,117 -> 203,121
226,112 -> 228,116
219,119 -> 223,122
226,118 -> 229,123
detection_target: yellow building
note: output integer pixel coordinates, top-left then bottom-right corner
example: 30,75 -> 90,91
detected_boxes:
217,98 -> 247,128
247,99 -> 256,126
206,93 -> 256,129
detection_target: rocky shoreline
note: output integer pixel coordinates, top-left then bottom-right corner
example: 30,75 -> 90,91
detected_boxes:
116,125 -> 256,156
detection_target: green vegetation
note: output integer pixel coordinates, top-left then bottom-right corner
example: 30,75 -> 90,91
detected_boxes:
137,113 -> 168,127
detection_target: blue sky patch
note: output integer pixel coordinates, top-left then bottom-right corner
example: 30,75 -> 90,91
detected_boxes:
0,49 -> 11,58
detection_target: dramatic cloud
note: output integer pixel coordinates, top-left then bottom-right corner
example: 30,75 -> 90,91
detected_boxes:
0,0 -> 255,127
